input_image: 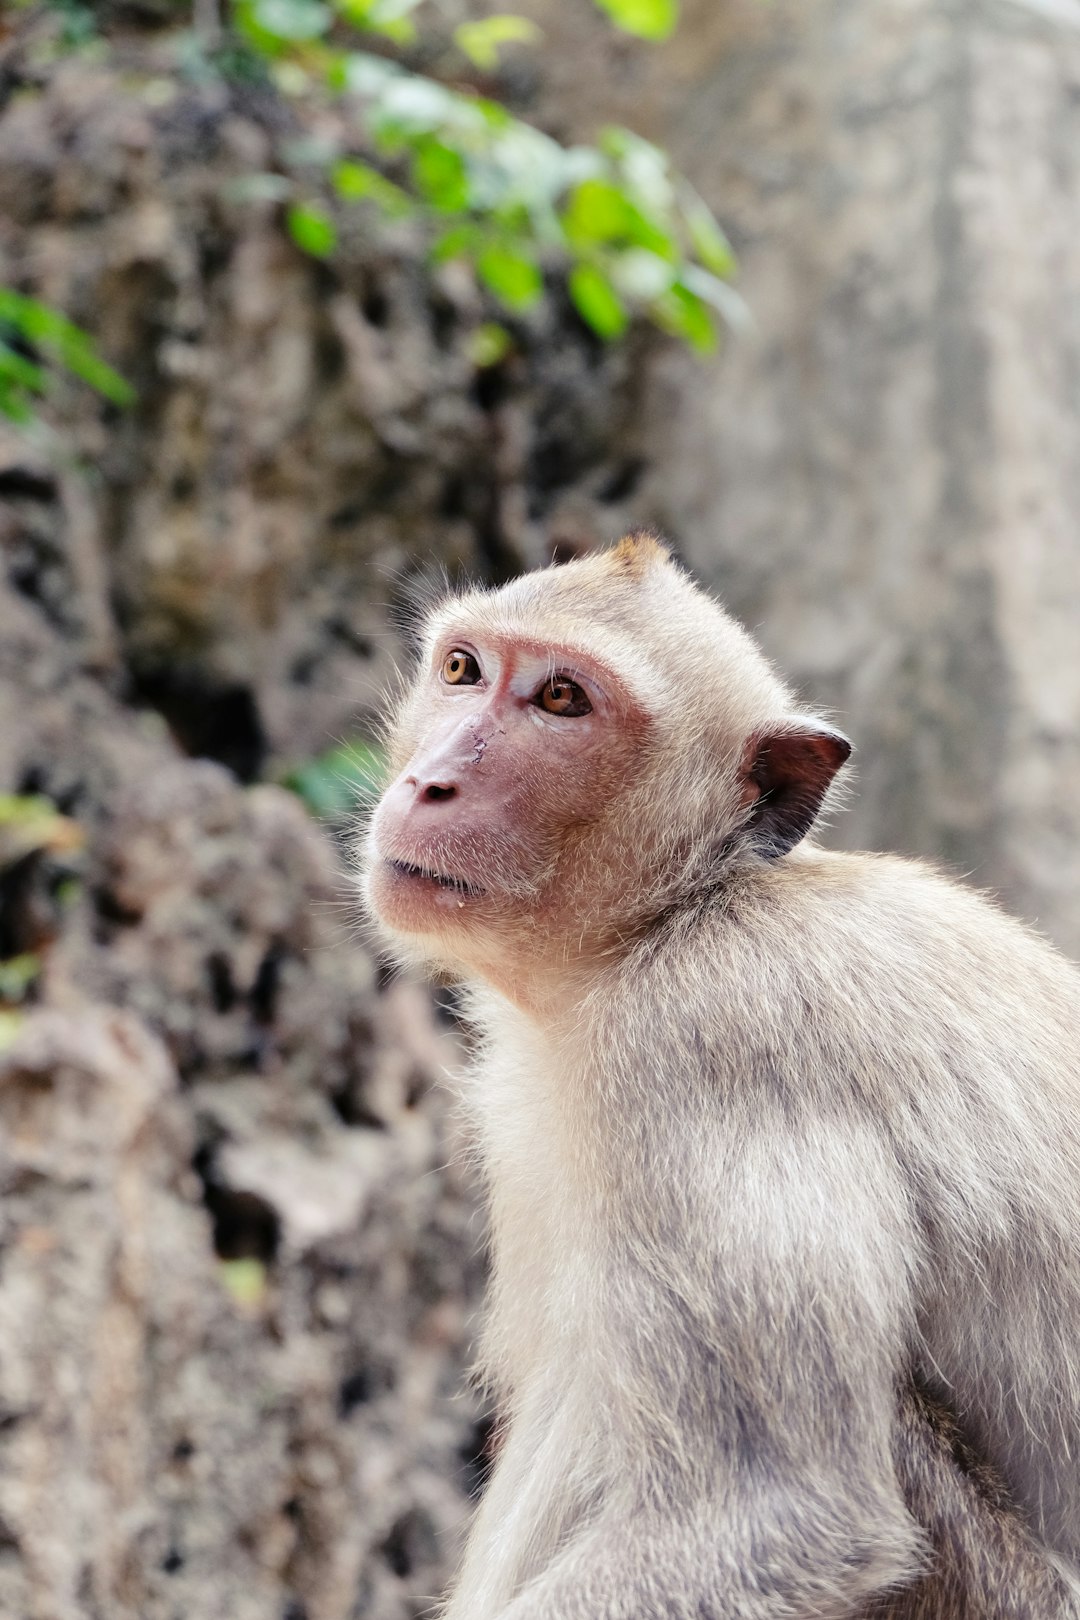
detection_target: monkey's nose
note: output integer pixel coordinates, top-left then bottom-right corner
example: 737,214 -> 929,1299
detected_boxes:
407,777 -> 457,804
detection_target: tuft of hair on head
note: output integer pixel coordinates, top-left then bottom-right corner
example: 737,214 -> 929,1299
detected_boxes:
607,529 -> 674,580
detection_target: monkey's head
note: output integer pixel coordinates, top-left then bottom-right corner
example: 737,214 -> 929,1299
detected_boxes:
364,533 -> 850,992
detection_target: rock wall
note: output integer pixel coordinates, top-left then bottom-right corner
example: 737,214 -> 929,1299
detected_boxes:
0,17 -> 659,1618
0,565 -> 487,1620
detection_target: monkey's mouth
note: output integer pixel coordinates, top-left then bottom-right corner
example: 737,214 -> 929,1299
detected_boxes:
387,858 -> 483,898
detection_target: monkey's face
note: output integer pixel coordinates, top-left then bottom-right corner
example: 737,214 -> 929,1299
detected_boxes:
363,537 -> 849,993
364,620 -> 651,974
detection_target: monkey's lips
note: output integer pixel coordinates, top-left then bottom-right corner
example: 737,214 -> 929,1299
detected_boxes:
385,857 -> 484,900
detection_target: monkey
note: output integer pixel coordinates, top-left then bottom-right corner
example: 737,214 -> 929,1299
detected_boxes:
363,531 -> 1080,1619
856,1381 -> 1079,1617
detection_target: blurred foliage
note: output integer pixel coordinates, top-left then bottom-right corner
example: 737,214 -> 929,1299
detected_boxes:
29,0 -> 740,352
0,289 -> 135,428
0,1011 -> 25,1052
0,953 -> 41,1006
0,793 -> 85,864
282,740 -> 388,819
32,0 -> 97,49
219,1257 -> 269,1310
226,0 -> 742,348
0,797 -> 83,979
467,320 -> 514,365
454,14 -> 542,69
11,0 -> 741,441
592,0 -> 676,39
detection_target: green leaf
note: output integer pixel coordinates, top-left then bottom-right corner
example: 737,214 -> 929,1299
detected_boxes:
476,244 -> 543,312
568,263 -> 627,339
471,95 -> 514,131
453,14 -> 542,71
591,0 -> 678,40
608,246 -> 676,301
561,179 -> 675,259
0,340 -> 47,398
332,158 -> 414,216
367,0 -> 425,41
430,223 -> 482,263
472,123 -> 569,219
599,126 -> 673,214
0,793 -> 62,830
286,202 -> 338,257
0,793 -> 84,863
283,741 -> 387,819
59,345 -> 137,405
370,75 -> 460,143
222,172 -> 295,203
467,322 -> 513,366
0,954 -> 41,1005
52,2 -> 98,47
680,264 -> 751,331
271,59 -> 314,95
680,187 -> 736,278
250,0 -> 332,40
562,179 -> 632,246
220,1259 -> 268,1310
0,1010 -> 25,1053
411,138 -> 470,213
334,50 -> 403,96
0,291 -> 135,407
336,0 -> 425,40
0,387 -> 31,425
651,283 -> 716,352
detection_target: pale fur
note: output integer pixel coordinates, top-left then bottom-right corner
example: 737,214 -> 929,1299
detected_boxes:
364,537 -> 1080,1619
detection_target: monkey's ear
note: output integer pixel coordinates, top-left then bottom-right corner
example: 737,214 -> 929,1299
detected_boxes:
741,721 -> 852,858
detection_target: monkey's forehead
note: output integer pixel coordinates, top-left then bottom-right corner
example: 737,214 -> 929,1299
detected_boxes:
422,558 -> 793,724
425,551 -> 698,653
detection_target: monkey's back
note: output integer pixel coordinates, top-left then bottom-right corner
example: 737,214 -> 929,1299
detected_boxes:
643,846 -> 1080,1576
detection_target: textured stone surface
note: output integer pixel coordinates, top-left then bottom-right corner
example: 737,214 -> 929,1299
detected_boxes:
0,998 -> 480,1620
0,574 -> 487,1618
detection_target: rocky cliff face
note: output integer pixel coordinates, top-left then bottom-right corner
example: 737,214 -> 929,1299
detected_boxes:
0,18 -> 659,1618
0,554 -> 487,1620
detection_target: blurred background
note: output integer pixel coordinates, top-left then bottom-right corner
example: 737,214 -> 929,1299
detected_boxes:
1,0 -> 1079,1615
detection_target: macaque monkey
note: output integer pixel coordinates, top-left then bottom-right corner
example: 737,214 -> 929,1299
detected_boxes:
363,533 -> 1080,1619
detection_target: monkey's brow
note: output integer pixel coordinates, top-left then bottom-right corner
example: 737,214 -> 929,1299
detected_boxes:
430,623 -> 613,681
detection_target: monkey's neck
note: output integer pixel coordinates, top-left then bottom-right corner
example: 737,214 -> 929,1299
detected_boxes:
453,936 -> 615,1022
458,984 -> 612,1396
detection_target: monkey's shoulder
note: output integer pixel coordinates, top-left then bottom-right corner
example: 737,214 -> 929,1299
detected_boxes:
703,846 -> 1071,982
616,847 -> 1080,1084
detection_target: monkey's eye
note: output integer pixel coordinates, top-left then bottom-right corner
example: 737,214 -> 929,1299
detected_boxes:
536,676 -> 592,717
442,649 -> 481,686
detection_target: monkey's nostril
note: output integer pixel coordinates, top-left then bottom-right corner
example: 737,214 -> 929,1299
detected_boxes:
422,782 -> 456,803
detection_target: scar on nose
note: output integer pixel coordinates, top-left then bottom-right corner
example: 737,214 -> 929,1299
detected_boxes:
472,735 -> 487,764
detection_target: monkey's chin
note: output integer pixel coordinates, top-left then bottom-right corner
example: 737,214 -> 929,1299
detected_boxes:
367,855 -> 486,936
